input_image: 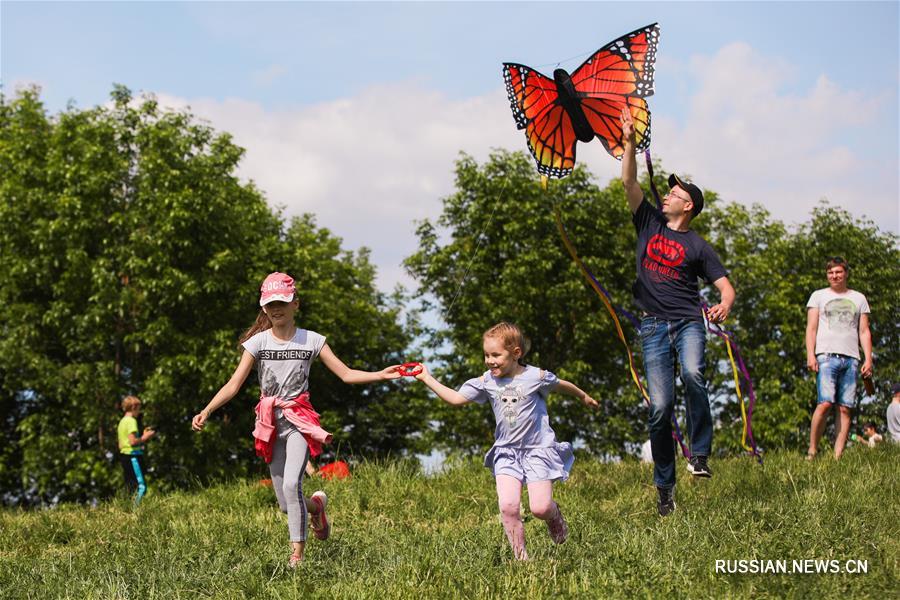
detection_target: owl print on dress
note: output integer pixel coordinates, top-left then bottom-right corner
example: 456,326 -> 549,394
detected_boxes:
499,384 -> 525,429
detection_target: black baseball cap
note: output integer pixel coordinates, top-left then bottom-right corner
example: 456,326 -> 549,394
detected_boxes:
892,382 -> 900,395
668,173 -> 704,216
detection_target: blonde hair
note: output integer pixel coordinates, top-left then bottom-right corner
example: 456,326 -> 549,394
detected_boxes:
483,322 -> 531,366
121,395 -> 141,413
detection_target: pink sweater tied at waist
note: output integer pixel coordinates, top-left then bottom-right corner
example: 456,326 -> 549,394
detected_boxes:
252,392 -> 333,463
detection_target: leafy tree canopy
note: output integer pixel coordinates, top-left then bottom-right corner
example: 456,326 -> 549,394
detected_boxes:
0,86 -> 427,504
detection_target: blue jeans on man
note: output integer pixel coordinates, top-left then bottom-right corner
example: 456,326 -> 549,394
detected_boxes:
641,317 -> 713,489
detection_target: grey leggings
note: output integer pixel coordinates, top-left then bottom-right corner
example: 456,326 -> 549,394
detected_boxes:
269,415 -> 310,542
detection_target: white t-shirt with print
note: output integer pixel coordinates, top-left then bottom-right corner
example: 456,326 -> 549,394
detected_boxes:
806,288 -> 869,360
242,328 -> 326,399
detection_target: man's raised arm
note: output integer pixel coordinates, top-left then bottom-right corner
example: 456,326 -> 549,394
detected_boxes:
620,107 -> 645,214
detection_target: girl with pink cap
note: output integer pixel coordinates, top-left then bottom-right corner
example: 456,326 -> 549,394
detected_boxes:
192,272 -> 402,567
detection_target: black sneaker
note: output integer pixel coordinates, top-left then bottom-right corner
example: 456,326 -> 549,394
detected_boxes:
687,455 -> 712,478
657,486 -> 676,517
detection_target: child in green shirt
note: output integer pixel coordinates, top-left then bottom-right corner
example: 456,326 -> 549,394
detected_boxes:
117,395 -> 156,504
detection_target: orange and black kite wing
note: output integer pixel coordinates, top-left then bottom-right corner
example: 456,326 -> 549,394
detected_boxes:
503,63 -> 578,178
570,23 -> 659,159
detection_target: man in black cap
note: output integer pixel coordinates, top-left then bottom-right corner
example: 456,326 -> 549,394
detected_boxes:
620,108 -> 735,516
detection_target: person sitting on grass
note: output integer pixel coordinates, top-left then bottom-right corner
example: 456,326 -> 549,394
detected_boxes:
412,322 -> 598,561
853,422 -> 883,448
117,395 -> 156,505
191,272 -> 402,568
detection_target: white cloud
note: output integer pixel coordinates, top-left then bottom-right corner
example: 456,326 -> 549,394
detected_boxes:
649,42 -> 898,231
155,83 -> 525,292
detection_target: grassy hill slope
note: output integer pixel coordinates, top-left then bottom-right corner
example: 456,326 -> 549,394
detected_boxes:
2,446 -> 898,599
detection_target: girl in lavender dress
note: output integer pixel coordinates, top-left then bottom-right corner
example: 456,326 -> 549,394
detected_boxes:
414,322 -> 598,560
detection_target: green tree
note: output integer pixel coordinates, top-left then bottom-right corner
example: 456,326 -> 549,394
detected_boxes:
0,86 -> 426,504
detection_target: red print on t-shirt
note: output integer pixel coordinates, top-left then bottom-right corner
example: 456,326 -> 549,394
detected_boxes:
643,234 -> 686,283
646,234 -> 685,267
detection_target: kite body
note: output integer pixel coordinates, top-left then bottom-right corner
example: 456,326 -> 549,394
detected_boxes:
503,23 -> 659,178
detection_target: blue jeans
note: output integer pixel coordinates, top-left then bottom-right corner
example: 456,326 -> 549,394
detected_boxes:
641,317 -> 713,489
816,354 -> 858,408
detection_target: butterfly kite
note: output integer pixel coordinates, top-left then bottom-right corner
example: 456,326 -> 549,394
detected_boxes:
503,23 -> 659,178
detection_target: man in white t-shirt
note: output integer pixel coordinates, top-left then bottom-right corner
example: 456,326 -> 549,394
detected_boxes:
805,257 -> 873,460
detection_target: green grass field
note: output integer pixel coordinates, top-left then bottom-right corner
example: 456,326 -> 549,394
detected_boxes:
2,446 -> 897,599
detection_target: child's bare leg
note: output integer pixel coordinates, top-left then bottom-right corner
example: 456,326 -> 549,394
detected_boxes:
528,479 -> 568,544
525,480 -> 557,521
496,474 -> 527,560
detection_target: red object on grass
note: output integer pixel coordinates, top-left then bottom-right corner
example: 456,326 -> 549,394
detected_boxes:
318,461 -> 351,480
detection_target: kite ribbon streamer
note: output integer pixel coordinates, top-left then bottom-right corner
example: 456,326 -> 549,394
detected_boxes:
702,305 -> 763,463
645,150 -> 663,210
545,176 -> 690,458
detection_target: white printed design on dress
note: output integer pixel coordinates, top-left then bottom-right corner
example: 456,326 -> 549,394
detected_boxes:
499,385 -> 524,429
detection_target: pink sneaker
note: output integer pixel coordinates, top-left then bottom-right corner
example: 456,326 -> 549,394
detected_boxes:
310,491 -> 331,540
547,504 -> 568,544
288,553 -> 302,568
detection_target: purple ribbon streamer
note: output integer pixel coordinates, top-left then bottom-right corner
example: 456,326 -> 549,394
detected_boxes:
702,303 -> 763,463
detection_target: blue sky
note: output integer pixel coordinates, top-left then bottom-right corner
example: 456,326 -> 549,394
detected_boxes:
4,1 -> 899,292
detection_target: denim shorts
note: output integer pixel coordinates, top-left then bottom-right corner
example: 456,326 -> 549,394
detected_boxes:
816,353 -> 858,408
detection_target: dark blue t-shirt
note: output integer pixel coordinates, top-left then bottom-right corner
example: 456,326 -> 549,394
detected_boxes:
632,199 -> 728,321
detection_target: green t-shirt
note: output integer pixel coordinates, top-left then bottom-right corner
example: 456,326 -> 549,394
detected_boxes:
117,415 -> 142,455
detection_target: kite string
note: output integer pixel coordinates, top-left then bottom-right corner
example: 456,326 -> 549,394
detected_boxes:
534,48 -> 595,70
644,149 -> 663,209
443,179 -> 508,319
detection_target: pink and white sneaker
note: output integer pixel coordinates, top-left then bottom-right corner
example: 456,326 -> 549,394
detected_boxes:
310,491 -> 331,541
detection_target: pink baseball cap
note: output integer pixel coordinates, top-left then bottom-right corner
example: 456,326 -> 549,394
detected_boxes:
259,272 -> 295,306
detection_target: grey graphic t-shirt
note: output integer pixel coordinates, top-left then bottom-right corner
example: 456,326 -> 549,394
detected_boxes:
459,365 -> 560,448
242,328 -> 327,399
806,288 -> 869,360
